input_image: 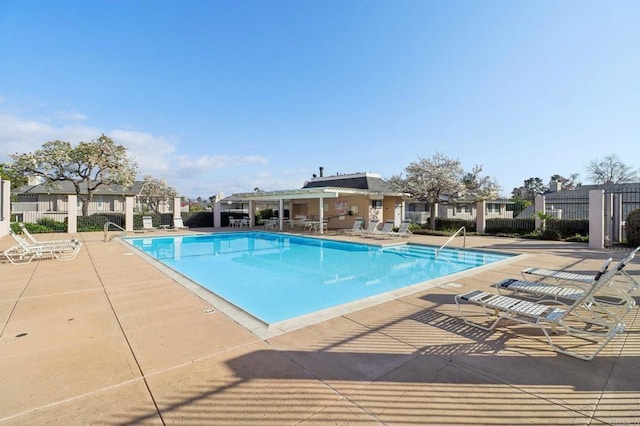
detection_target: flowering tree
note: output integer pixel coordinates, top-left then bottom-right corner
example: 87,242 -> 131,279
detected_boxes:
9,134 -> 137,215
387,152 -> 498,229
138,175 -> 177,213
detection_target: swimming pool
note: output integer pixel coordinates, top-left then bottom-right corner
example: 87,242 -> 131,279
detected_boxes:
126,232 -> 513,328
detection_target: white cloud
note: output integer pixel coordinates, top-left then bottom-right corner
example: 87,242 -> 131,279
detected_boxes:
54,111 -> 88,122
0,113 -> 94,157
0,107 -> 286,197
109,129 -> 177,175
175,154 -> 268,171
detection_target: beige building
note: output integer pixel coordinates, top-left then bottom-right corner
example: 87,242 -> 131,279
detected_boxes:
217,171 -> 406,233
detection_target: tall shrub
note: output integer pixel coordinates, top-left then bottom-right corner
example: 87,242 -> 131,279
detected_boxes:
626,208 -> 640,246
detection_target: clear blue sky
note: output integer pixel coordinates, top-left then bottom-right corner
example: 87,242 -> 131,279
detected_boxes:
1,0 -> 638,198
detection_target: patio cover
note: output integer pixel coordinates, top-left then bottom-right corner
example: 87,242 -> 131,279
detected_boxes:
224,186 -> 406,233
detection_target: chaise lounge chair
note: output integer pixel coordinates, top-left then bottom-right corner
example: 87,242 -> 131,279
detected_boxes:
521,246 -> 640,290
343,217 -> 364,236
138,216 -> 157,232
454,256 -> 632,361
173,216 -> 189,230
496,250 -> 638,325
19,222 -> 79,246
362,220 -> 395,238
389,220 -> 413,238
3,231 -> 82,264
351,219 -> 379,237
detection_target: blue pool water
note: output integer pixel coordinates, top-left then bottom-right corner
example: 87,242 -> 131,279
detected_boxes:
127,232 -> 512,324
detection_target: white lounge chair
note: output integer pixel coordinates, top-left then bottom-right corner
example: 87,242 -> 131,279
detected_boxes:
173,216 -> 189,230
389,220 -> 413,238
363,220 -> 395,238
140,216 -> 157,232
522,246 -> 640,290
454,258 -> 630,361
264,218 -> 279,230
3,231 -> 82,264
18,222 -> 79,246
498,251 -> 638,321
354,219 -> 380,237
343,217 -> 364,235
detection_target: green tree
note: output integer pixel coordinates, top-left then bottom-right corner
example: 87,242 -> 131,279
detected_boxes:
549,173 -> 581,190
587,153 -> 638,184
138,175 -> 177,213
511,177 -> 547,201
9,134 -> 137,215
0,163 -> 27,189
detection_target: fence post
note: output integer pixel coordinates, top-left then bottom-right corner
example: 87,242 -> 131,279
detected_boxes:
125,196 -> 134,231
534,195 -> 545,230
475,200 -> 486,233
67,195 -> 77,233
589,189 -> 605,249
0,179 -> 10,237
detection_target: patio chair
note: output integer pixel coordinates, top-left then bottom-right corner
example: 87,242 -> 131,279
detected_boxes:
521,246 -> 640,290
140,216 -> 157,232
264,218 -> 279,230
389,220 -> 413,238
362,220 -> 395,238
343,217 -> 364,235
3,231 -> 82,264
354,219 -> 380,237
497,252 -> 638,326
454,258 -> 631,361
173,216 -> 189,230
18,222 -> 80,246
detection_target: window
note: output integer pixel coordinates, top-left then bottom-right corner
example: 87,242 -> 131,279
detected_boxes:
455,205 -> 472,214
371,200 -> 382,209
487,203 -> 501,214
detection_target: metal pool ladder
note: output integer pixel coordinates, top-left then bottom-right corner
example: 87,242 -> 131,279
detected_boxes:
104,222 -> 126,242
436,226 -> 466,256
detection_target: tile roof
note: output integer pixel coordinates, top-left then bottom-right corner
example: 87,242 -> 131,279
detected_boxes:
13,180 -> 144,196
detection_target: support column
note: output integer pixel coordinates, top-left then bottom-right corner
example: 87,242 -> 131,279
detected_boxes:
125,196 -> 135,232
213,200 -> 221,228
589,190 -> 605,249
173,197 -> 181,218
475,200 -> 486,234
534,195 -> 545,230
278,198 -> 284,231
67,195 -> 78,233
318,196 -> 324,234
248,200 -> 255,228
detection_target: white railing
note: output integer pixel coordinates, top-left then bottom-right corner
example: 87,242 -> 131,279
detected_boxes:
104,221 -> 126,242
436,226 -> 466,256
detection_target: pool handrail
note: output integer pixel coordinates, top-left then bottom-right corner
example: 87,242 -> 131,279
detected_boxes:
104,222 -> 127,242
436,226 -> 466,256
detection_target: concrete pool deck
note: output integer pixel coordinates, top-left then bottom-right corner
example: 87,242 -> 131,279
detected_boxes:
1,229 -> 639,424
